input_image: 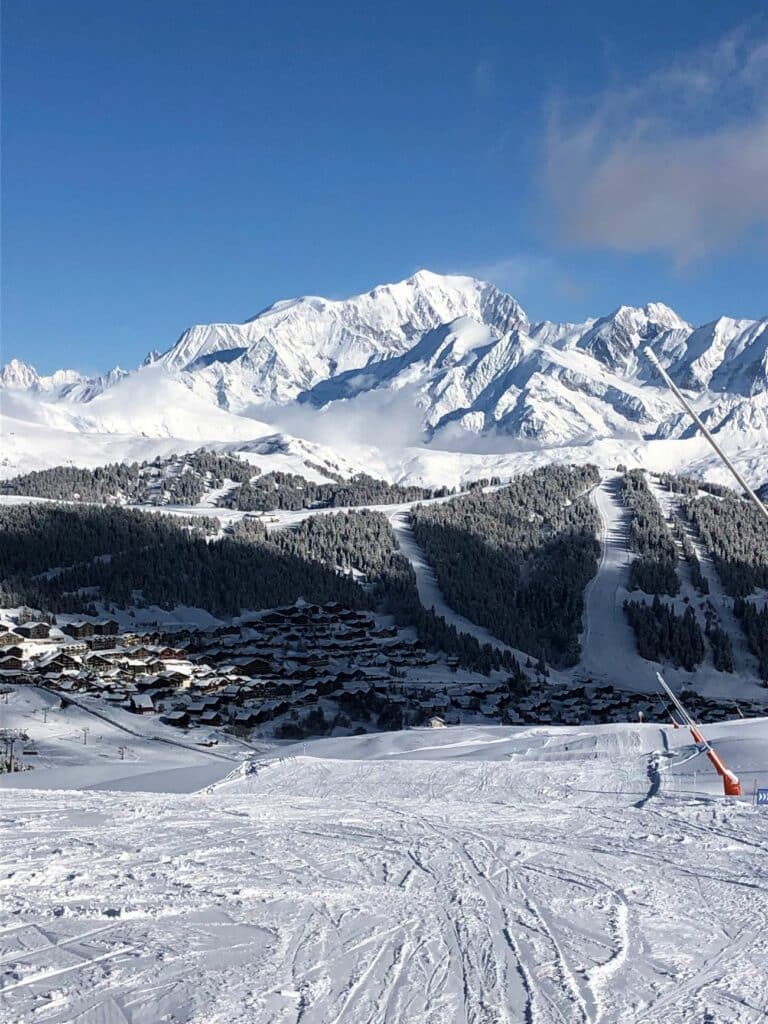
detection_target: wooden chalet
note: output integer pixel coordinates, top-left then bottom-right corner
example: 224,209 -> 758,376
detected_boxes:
38,650 -> 81,672
61,621 -> 94,639
93,619 -> 119,636
130,694 -> 154,714
235,656 -> 272,676
14,621 -> 52,640
161,710 -> 189,728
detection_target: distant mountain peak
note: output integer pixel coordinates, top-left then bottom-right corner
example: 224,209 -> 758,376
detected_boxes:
0,358 -> 40,390
642,302 -> 690,330
0,359 -> 86,393
150,270 -> 528,404
4,272 -> 766,468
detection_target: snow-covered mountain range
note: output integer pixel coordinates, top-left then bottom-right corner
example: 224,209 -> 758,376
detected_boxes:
2,270 -> 767,484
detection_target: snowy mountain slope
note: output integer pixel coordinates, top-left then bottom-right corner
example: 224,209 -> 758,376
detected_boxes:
299,309 -> 759,448
159,268 -> 524,379
572,301 -> 691,375
85,269 -> 524,414
2,271 -> 767,484
2,720 -> 767,1023
671,316 -> 768,394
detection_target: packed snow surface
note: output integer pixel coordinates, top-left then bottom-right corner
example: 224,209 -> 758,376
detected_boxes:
2,717 -> 767,1023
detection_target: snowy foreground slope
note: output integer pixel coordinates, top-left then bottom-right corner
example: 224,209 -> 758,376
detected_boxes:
2,721 -> 768,1023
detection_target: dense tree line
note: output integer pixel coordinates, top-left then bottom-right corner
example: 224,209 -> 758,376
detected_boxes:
621,470 -> 679,596
734,599 -> 768,683
1,450 -> 257,506
0,504 -> 365,617
378,548 -> 518,675
670,515 -> 709,594
410,464 -> 601,667
0,501 -> 520,674
220,471 -> 445,512
264,509 -> 519,674
681,495 -> 768,598
706,623 -> 734,673
2,454 -> 453,516
624,596 -> 705,671
0,504 -> 216,578
657,473 -> 732,498
270,509 -> 397,577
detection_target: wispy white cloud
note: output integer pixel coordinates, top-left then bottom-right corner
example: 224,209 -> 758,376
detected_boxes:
468,255 -> 553,294
256,384 -> 428,454
464,255 -> 589,310
545,24 -> 768,263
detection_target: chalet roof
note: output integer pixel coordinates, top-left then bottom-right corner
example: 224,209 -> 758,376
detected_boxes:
162,710 -> 189,722
37,651 -> 81,668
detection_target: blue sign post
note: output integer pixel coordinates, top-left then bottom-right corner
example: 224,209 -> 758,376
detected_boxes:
757,789 -> 768,807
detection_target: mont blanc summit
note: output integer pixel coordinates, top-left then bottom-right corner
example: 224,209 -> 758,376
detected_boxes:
2,271 -> 767,483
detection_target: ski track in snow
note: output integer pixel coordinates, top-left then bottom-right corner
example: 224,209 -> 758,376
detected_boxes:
2,722 -> 768,1024
577,474 -> 768,698
387,509 -> 542,670
578,473 -> 652,688
647,478 -> 761,680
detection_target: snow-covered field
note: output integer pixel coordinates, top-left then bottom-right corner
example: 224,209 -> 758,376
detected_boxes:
2,707 -> 768,1023
0,687 -> 246,794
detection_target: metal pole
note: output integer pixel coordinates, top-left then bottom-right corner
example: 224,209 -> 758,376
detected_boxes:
643,346 -> 768,525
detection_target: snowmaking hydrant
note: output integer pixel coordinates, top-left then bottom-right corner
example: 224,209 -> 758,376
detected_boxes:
658,673 -> 742,797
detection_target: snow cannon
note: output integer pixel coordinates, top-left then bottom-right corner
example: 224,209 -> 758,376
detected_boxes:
687,721 -> 743,797
657,674 -> 742,798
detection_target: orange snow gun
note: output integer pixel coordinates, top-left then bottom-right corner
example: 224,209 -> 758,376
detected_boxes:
657,674 -> 742,797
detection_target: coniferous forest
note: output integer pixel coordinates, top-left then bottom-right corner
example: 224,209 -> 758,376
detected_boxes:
409,464 -> 601,667
650,474 -> 768,681
5,458 -> 763,681
1,453 -> 446,512
624,596 -> 706,671
0,504 -> 366,618
0,502 -> 517,674
0,451 -> 255,505
221,471 -> 444,512
675,489 -> 768,682
681,494 -> 768,598
735,600 -> 768,682
621,470 -> 680,596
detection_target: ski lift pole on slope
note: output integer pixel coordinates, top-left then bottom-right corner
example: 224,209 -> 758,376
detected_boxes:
657,673 -> 741,797
642,346 -> 768,525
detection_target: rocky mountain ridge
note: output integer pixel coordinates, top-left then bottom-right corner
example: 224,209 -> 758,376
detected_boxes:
3,271 -> 767,468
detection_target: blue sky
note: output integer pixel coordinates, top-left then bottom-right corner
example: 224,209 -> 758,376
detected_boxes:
3,0 -> 767,374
